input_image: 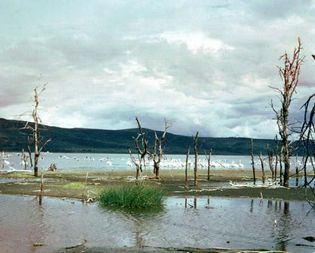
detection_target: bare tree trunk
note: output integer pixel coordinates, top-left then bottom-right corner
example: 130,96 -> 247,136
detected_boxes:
21,149 -> 27,170
185,146 -> 190,189
282,108 -> 290,186
259,152 -> 266,184
279,153 -> 283,185
153,162 -> 159,178
250,139 -> 256,185
193,132 -> 199,187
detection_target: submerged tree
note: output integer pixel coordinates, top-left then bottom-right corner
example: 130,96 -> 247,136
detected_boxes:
23,86 -> 50,177
271,38 -> 303,187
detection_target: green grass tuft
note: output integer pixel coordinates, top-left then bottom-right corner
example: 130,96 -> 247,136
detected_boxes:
98,184 -> 164,210
63,182 -> 86,190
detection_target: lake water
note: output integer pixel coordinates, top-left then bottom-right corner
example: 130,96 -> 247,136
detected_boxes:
0,152 -> 309,172
0,194 -> 314,253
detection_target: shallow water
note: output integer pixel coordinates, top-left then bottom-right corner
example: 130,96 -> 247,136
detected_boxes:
0,194 -> 314,253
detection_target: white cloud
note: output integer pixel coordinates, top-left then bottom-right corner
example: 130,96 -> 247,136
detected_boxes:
125,31 -> 234,55
157,31 -> 234,55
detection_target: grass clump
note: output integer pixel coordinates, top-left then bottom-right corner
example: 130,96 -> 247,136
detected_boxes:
98,184 -> 164,210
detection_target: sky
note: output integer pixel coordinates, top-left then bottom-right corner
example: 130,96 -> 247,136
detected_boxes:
0,0 -> 314,138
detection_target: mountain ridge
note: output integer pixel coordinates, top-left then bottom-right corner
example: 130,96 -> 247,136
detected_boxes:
0,117 -> 281,155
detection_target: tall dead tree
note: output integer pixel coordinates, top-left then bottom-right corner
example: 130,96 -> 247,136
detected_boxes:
149,120 -> 171,179
271,38 -> 303,187
23,87 -> 50,177
193,132 -> 199,187
250,139 -> 256,185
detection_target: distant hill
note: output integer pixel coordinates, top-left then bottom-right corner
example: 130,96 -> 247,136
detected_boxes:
0,118 -> 286,155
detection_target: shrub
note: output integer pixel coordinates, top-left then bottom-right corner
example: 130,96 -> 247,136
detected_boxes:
98,184 -> 164,210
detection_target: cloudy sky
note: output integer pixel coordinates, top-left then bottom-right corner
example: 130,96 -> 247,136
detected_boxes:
0,0 -> 314,138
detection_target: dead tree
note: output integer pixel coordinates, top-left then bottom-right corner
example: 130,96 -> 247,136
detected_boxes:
250,139 -> 256,185
131,117 -> 149,179
274,153 -> 278,181
0,151 -> 4,169
205,149 -> 212,181
193,132 -> 199,187
149,120 -> 171,179
299,93 -> 315,189
267,148 -> 275,181
21,149 -> 28,170
259,152 -> 266,184
271,38 -> 303,187
185,146 -> 190,189
23,87 -> 50,177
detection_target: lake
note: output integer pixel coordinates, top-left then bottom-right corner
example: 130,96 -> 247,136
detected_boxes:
0,194 -> 314,253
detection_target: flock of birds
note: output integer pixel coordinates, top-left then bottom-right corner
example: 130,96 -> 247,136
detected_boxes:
0,152 -> 310,171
